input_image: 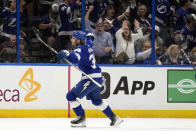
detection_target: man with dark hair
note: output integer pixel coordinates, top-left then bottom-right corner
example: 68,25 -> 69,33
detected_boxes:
135,4 -> 151,35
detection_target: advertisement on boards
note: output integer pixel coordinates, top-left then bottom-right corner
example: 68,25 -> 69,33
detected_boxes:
167,70 -> 196,103
99,67 -> 164,109
0,66 -> 68,109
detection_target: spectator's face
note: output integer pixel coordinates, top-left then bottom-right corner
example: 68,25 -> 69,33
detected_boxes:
142,41 -> 151,51
137,5 -> 147,17
122,20 -> 130,28
10,0 -> 16,11
186,0 -> 192,8
107,8 -> 115,17
103,20 -> 110,29
96,24 -> 104,34
123,26 -> 130,36
9,37 -> 16,46
171,47 -> 179,57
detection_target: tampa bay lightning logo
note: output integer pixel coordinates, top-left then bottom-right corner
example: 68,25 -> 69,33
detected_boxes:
157,4 -> 167,14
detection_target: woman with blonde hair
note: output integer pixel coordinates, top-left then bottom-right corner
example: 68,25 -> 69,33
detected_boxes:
115,19 -> 143,64
159,44 -> 185,65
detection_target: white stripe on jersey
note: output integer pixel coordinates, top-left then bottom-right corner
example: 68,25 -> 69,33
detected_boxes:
0,32 -> 16,38
81,73 -> 102,80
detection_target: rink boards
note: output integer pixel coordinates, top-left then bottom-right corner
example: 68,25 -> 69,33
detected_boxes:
0,65 -> 196,118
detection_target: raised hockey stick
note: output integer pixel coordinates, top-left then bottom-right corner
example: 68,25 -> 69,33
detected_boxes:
180,48 -> 196,79
32,27 -> 102,87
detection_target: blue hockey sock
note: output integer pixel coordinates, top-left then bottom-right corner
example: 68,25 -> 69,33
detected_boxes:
102,106 -> 114,118
73,105 -> 85,116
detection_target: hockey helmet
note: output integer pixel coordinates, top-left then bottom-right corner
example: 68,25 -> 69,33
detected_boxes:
72,30 -> 86,41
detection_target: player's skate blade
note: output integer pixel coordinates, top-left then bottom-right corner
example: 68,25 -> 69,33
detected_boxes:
110,114 -> 124,126
71,121 -> 86,127
71,115 -> 86,127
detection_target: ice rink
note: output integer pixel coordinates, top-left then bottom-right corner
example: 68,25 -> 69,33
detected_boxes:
1,118 -> 196,131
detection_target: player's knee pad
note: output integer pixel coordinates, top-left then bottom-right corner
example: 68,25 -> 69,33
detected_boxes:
66,92 -> 81,108
97,100 -> 109,111
91,99 -> 102,106
66,91 -> 76,102
70,99 -> 81,108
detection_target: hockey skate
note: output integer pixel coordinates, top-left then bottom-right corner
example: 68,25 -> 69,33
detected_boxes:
109,114 -> 123,126
71,115 -> 86,127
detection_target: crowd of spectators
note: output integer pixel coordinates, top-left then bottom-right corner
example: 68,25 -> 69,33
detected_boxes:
154,0 -> 196,65
0,0 -> 195,65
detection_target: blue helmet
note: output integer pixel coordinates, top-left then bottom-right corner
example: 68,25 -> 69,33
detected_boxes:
72,30 -> 86,41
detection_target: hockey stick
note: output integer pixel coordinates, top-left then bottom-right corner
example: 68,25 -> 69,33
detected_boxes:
180,48 -> 196,79
32,27 -> 102,87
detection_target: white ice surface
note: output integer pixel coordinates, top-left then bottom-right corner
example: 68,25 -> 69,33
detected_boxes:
0,118 -> 196,131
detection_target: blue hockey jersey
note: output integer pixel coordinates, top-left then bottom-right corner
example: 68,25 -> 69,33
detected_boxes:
0,8 -> 24,37
58,3 -> 79,36
66,36 -> 101,77
155,0 -> 171,25
87,0 -> 107,25
181,25 -> 196,50
174,8 -> 190,32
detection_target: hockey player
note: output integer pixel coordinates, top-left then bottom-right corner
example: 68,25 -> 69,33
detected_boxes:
56,30 -> 123,127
